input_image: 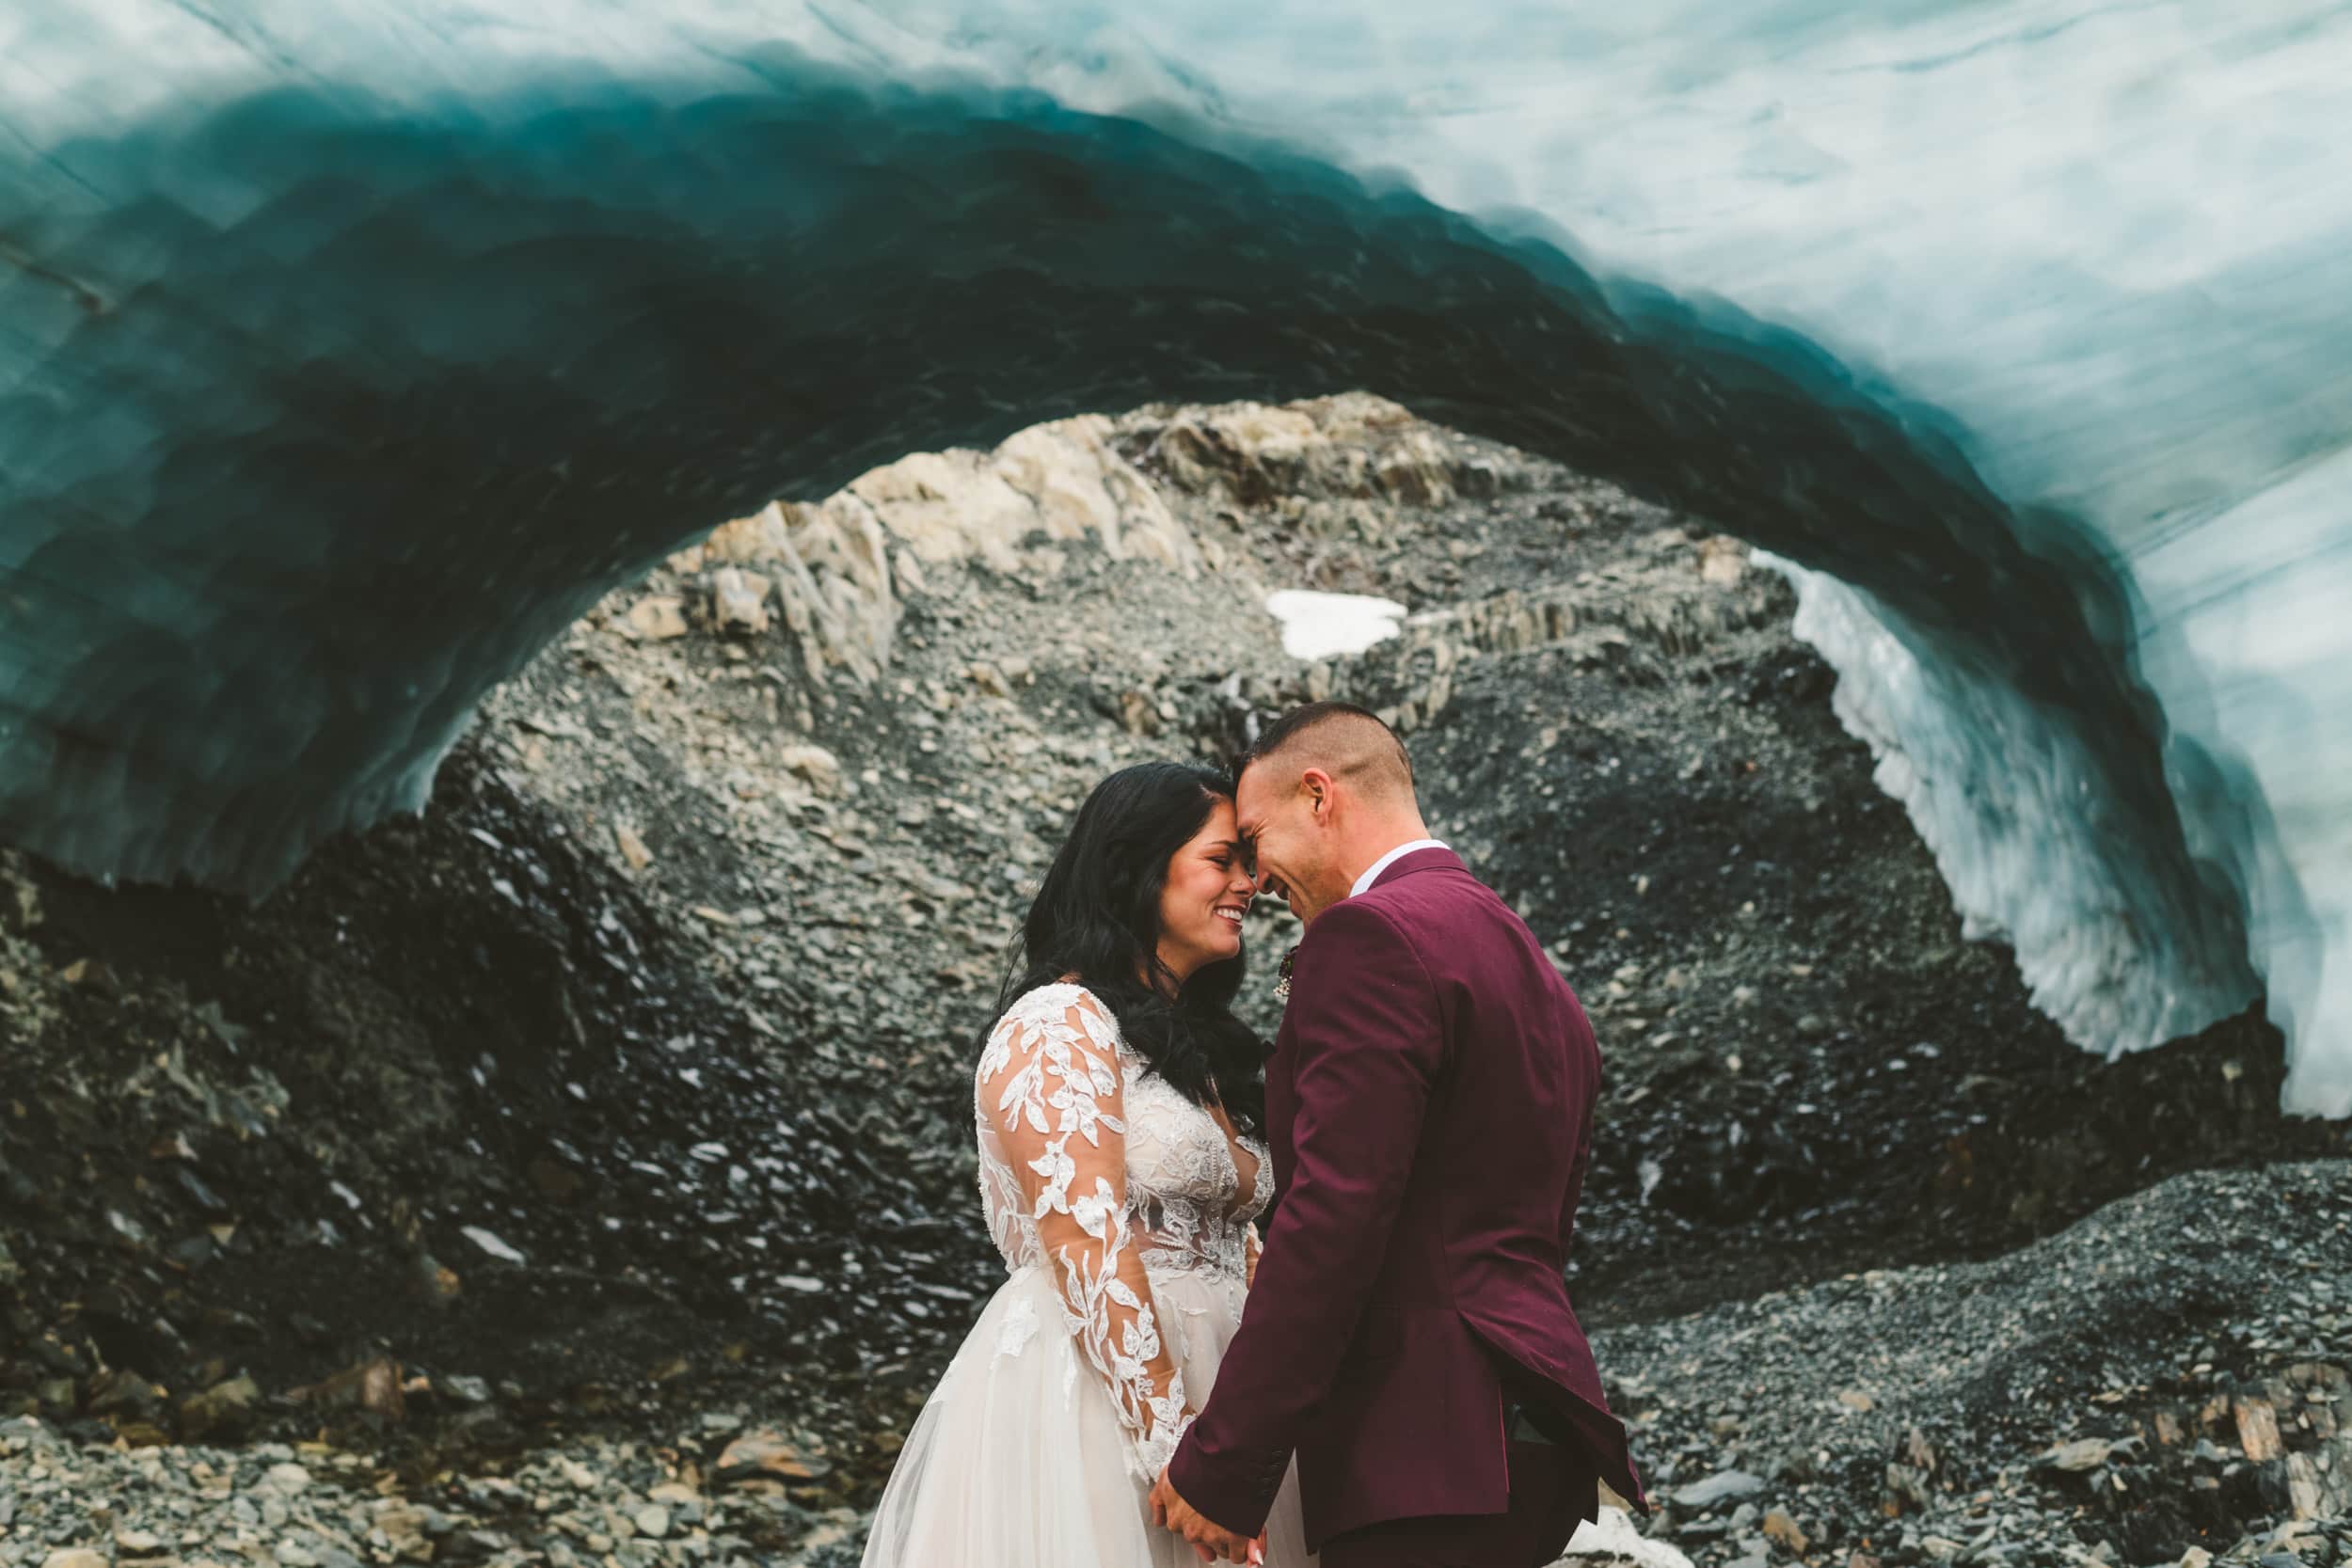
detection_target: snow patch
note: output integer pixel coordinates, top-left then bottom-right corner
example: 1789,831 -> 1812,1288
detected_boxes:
1265,590 -> 1408,661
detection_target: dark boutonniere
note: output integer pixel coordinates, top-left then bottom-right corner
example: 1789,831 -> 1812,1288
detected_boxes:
1274,943 -> 1299,1002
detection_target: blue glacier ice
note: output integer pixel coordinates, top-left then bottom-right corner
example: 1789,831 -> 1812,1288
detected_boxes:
4,2 -> 2350,1114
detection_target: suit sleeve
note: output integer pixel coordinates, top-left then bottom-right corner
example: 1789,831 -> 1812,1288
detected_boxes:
1166,900 -> 1442,1534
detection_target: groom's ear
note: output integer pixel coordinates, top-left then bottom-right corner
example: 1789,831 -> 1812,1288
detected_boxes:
1300,766 -> 1335,818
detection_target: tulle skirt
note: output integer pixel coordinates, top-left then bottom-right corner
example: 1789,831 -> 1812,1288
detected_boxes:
862,1260 -> 1318,1568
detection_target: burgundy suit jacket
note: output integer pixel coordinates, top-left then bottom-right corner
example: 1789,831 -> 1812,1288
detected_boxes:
1167,846 -> 1643,1548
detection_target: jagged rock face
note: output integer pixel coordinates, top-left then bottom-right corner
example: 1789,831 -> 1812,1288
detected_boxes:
651,412 -> 1200,690
18,9 -> 2352,1107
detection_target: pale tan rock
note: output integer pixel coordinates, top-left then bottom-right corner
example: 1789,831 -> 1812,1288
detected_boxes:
764,495 -> 896,685
262,1460 -> 312,1495
286,1354 -> 405,1421
1296,389 -> 1419,442
716,1429 -> 826,1482
1761,1509 -> 1809,1553
710,567 -> 771,635
626,594 -> 690,641
993,420 -> 1119,544
777,743 -> 843,798
2043,1435 -> 2113,1471
850,449 -> 1035,569
372,1504 -> 431,1562
1372,426 -> 1455,504
989,416 -> 1196,572
1146,404 -> 1320,498
892,546 -> 929,597
613,825 -> 653,870
704,500 -> 793,562
2286,1451 -> 2325,1518
1117,689 -> 1163,737
1137,392 -> 1462,510
2235,1395 -> 2284,1461
1699,534 -> 1749,585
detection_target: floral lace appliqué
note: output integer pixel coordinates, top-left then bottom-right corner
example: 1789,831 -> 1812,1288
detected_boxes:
973,983 -> 1274,1482
993,1296 -> 1041,1364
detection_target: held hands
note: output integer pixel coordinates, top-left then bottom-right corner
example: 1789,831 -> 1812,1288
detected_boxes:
1150,1467 -> 1264,1565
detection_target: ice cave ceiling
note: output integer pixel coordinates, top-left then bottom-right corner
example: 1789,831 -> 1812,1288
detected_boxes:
3,3 -> 2348,1115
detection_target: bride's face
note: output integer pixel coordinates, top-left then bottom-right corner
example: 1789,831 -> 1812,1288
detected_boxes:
1153,798 -> 1257,985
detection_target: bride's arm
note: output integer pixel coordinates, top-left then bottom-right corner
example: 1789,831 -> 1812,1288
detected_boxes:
978,991 -> 1195,1480
1244,1222 -> 1261,1291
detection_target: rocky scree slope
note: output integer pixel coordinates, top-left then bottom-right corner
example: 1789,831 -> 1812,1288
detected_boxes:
1,394 -> 2344,1567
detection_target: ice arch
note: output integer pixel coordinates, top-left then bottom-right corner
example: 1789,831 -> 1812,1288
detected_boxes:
4,3 -> 2348,1115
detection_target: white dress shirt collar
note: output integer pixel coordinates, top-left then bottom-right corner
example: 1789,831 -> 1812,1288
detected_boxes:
1349,837 -> 1450,898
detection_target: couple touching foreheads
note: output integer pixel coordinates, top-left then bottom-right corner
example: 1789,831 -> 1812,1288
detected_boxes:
861,702 -> 1644,1568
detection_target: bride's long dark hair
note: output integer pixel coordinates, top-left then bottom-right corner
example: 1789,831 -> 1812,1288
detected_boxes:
986,760 -> 1266,1138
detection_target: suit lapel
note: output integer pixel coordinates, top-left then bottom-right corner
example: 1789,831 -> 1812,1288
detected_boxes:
1260,851 -> 1462,1191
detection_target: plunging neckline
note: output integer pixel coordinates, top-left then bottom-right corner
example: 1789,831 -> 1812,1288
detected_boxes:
1202,1097 -> 1265,1215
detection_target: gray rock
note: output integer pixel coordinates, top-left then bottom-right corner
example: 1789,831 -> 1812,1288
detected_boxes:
438,1373 -> 493,1404
1672,1468 -> 1766,1509
262,1462 -> 312,1497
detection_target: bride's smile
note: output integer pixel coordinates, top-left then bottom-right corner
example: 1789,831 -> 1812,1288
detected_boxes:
1151,799 -> 1260,989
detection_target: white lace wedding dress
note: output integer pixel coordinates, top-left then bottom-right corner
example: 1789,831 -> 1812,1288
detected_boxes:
861,980 -> 1318,1566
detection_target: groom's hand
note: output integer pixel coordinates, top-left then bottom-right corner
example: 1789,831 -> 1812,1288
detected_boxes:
1150,1467 -> 1263,1565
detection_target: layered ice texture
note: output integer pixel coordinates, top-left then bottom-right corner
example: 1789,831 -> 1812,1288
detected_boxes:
4,3 -> 2350,1112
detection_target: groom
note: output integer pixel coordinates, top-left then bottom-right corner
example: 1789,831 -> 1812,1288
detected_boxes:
1150,702 -> 1644,1566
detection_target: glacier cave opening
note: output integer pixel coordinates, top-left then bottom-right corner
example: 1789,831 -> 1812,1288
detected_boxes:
8,57 -> 2314,1104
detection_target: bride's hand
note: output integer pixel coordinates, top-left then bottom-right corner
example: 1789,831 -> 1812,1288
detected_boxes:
1149,1466 -> 1257,1564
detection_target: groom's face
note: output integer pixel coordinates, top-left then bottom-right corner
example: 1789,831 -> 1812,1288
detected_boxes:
1234,760 -> 1343,925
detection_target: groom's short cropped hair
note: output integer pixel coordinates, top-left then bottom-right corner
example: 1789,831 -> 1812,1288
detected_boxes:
1240,701 -> 1416,804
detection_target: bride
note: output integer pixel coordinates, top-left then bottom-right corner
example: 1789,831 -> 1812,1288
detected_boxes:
861,760 -> 1314,1567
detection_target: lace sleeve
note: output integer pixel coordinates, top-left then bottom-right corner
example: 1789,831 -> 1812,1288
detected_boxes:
978,991 -> 1194,1480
